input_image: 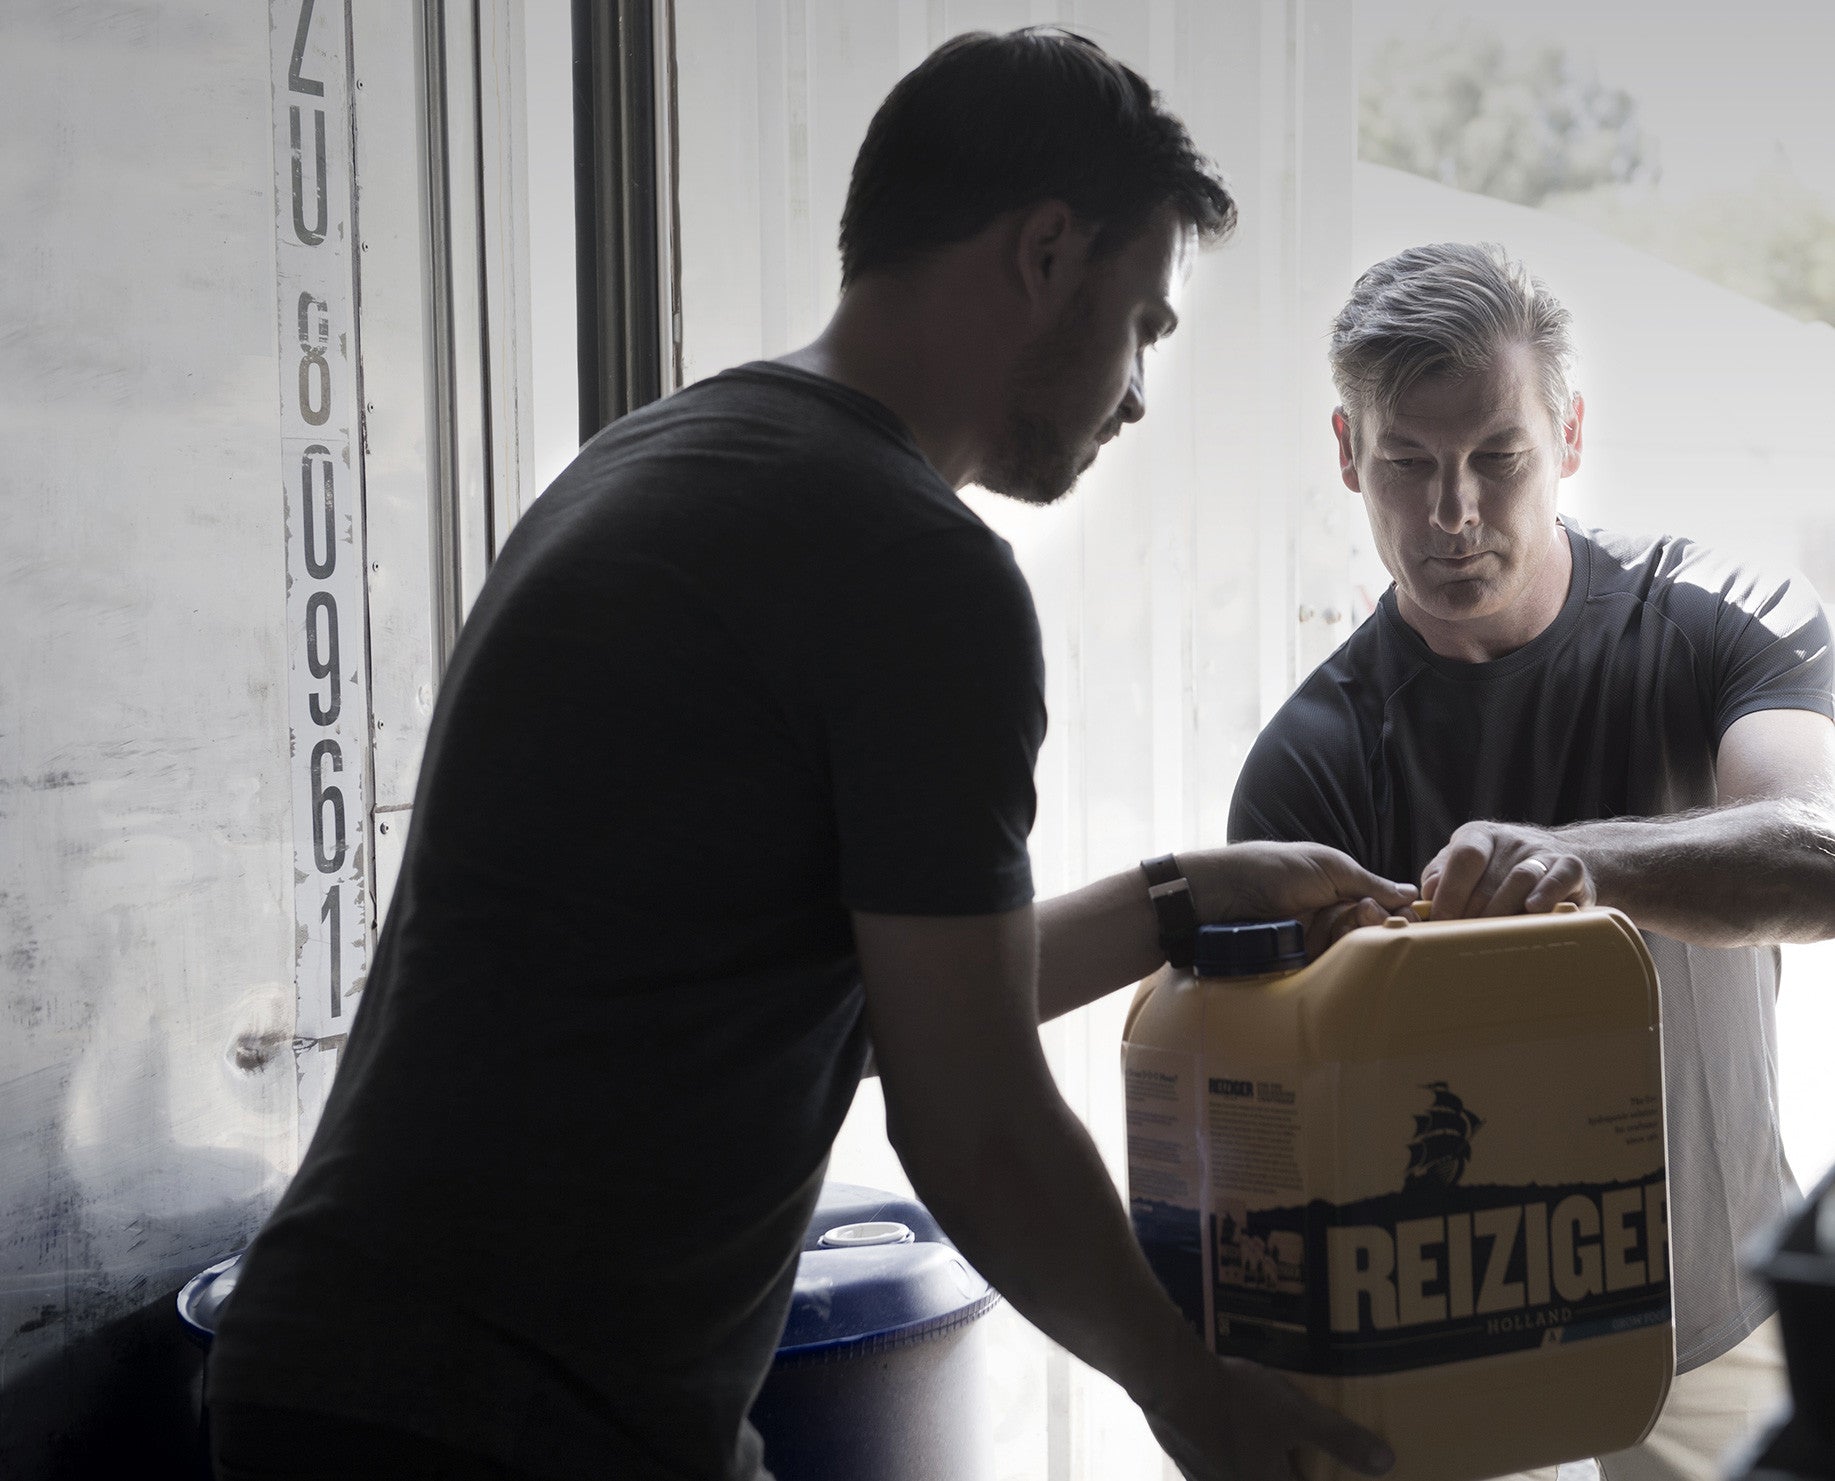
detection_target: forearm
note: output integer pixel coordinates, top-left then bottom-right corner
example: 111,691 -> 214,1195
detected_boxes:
858,894 -> 1400,1478
1035,845 -> 1410,1022
1035,868 -> 1163,1024
885,1062 -> 1205,1410
1034,850 -> 1249,1024
1566,796 -> 1835,946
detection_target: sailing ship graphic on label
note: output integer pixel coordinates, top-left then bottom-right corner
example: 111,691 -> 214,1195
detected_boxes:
1405,1082 -> 1483,1188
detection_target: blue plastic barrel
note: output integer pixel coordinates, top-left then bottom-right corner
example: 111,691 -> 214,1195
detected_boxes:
751,1182 -> 1000,1481
177,1183 -> 1000,1479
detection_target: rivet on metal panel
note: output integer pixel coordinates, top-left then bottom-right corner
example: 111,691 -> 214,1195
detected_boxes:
1322,608 -> 1344,624
379,820 -> 390,834
1297,606 -> 1316,623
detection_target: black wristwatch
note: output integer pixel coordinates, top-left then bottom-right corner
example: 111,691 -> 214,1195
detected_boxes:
1140,854 -> 1198,969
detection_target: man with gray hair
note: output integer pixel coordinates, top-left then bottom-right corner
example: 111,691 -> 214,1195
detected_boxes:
1229,241 -> 1835,1480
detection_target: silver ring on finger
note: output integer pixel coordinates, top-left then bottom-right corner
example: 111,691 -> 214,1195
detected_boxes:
1523,858 -> 1549,875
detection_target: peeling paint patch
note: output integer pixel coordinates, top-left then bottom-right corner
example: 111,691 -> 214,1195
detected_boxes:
230,1027 -> 291,1073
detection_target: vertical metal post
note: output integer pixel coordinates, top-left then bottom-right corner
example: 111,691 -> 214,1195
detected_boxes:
422,0 -> 463,669
421,0 -> 496,670
656,0 -> 684,395
574,0 -> 671,438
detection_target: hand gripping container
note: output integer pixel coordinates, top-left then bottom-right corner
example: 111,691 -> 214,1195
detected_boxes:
1123,904 -> 1672,1481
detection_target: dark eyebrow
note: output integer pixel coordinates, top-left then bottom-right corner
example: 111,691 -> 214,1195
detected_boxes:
1378,423 -> 1532,451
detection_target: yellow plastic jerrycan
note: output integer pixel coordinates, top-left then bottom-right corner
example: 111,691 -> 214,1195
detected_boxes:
1122,904 -> 1671,1481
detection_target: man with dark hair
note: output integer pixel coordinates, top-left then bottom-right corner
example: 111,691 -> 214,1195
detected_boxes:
1230,241 -> 1835,1481
838,28 -> 1237,291
207,29 -> 1409,1481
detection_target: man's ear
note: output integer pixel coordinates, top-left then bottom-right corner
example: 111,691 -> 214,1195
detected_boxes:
1014,199 -> 1095,325
1558,393 -> 1585,478
1332,408 -> 1362,493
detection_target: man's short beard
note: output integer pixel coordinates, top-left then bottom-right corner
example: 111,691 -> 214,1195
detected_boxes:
978,410 -> 1081,506
977,285 -> 1098,506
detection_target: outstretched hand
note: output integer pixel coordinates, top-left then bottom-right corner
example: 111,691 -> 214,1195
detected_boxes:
1147,1352 -> 1395,1481
1199,841 -> 1416,957
1421,821 -> 1594,919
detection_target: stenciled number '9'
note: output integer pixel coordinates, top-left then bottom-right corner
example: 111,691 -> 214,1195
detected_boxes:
306,590 -> 340,725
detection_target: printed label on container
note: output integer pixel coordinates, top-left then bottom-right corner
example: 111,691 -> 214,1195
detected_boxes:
1124,1042 -> 1206,1337
1210,1029 -> 1668,1374
1207,1066 -> 1311,1353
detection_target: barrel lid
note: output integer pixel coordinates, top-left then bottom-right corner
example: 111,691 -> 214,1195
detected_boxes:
172,1185 -> 998,1360
175,1250 -> 244,1349
776,1183 -> 997,1359
777,1242 -> 996,1358
1195,920 -> 1307,978
801,1184 -> 944,1250
818,1220 -> 915,1248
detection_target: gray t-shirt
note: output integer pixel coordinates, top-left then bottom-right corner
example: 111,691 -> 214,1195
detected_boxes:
1229,522 -> 1833,1371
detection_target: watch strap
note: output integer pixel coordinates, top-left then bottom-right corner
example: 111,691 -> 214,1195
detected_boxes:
1140,853 -> 1198,969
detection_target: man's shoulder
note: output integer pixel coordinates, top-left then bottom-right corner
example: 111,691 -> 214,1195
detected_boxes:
577,364 -> 941,489
1576,522 -> 1824,636
1234,617 -> 1402,821
1579,521 -> 1806,599
1229,619 -> 1397,849
1258,610 -> 1413,746
511,365 -> 994,574
1579,523 -> 1713,593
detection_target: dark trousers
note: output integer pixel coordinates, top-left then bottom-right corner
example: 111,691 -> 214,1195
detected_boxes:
211,1402 -> 542,1481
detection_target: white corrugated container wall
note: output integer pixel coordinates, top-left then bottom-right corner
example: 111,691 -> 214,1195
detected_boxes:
0,0 -> 534,1468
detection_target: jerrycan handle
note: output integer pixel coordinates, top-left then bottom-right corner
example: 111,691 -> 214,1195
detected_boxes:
1406,898 -> 1582,923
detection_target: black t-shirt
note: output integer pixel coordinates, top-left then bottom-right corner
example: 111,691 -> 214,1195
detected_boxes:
1229,523 -> 1834,879
1228,521 -> 1833,1369
208,364 -> 1046,1479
